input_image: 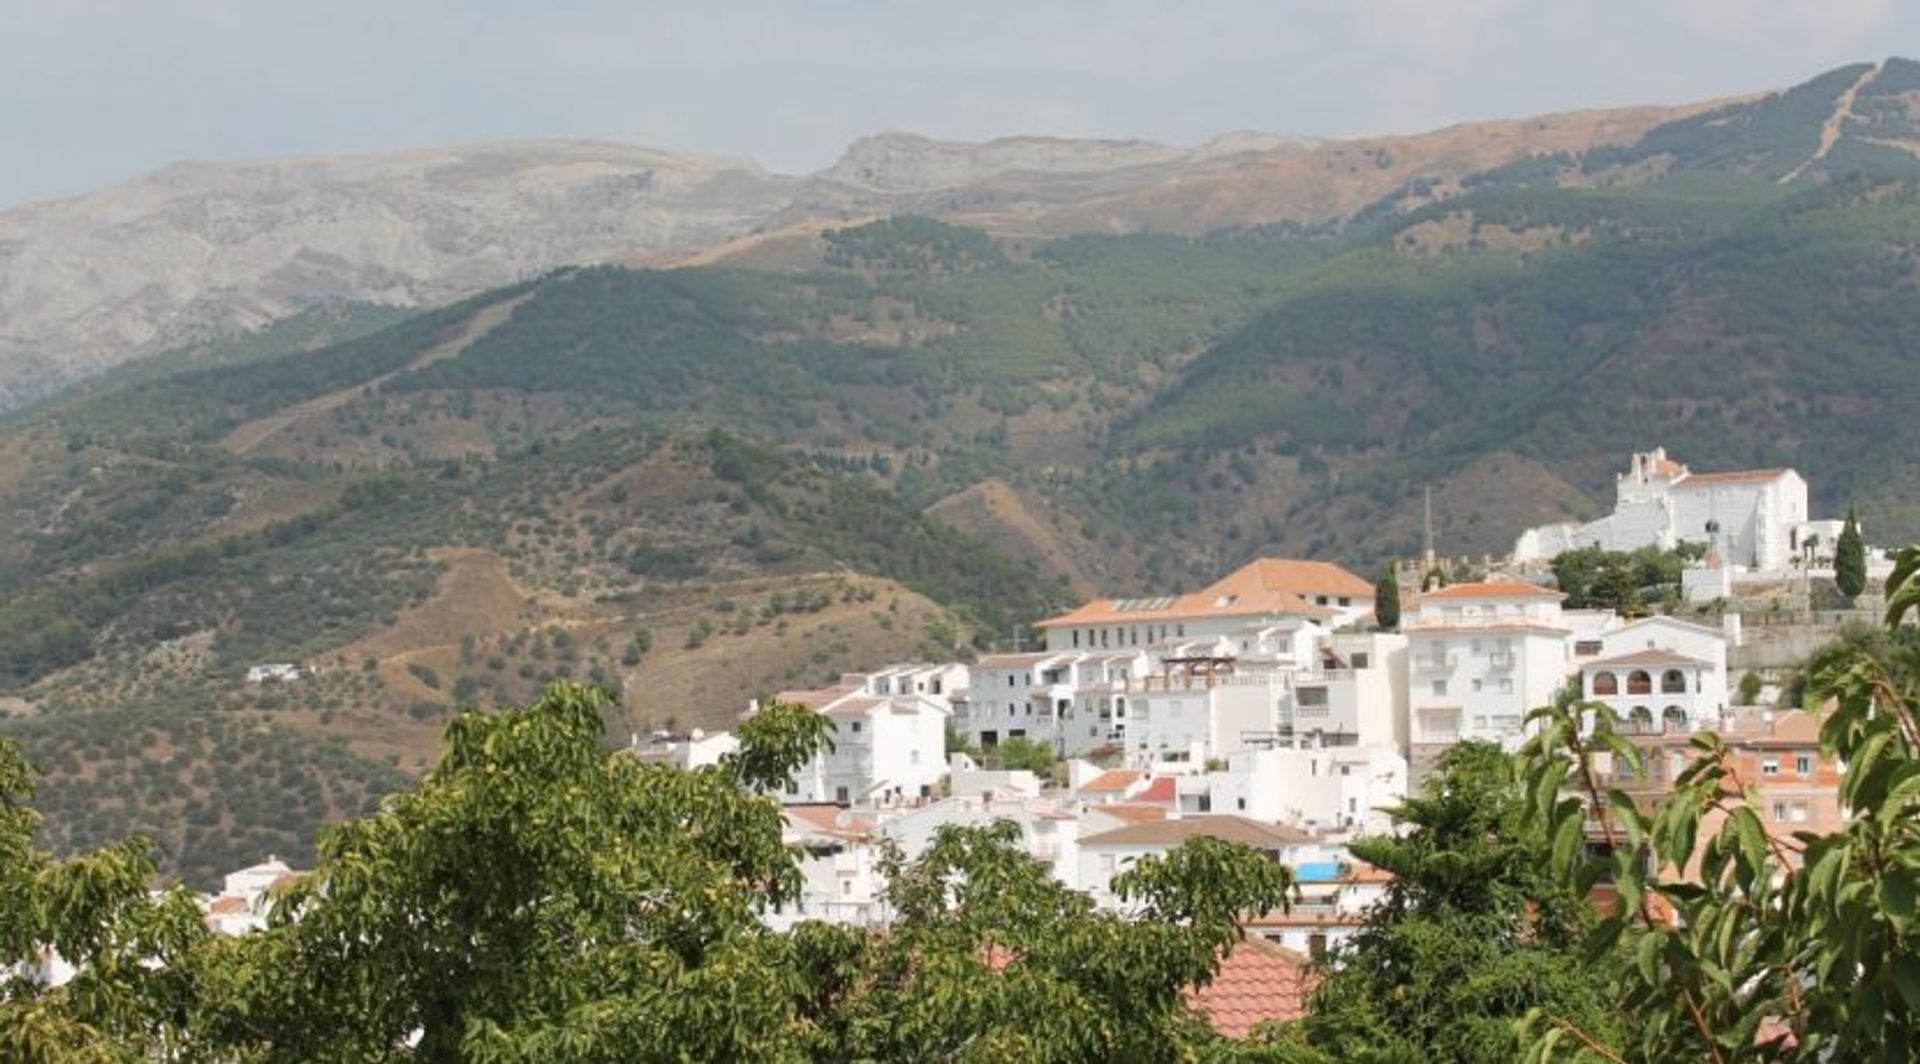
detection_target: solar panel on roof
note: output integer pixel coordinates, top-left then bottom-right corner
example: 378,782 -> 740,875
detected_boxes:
1110,595 -> 1177,612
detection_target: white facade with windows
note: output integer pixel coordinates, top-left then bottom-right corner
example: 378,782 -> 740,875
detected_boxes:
773,664 -> 960,806
1405,582 -> 1571,751
1578,616 -> 1728,733
1179,745 -> 1407,835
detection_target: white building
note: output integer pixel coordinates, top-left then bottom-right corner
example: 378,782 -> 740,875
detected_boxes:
957,649 -> 1148,757
1515,447 -> 1816,572
1405,580 -> 1573,754
771,663 -> 962,806
1178,745 -> 1407,835
626,728 -> 740,770
1577,616 -> 1729,733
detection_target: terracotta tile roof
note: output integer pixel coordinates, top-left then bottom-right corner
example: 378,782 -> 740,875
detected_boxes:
1679,468 -> 1792,485
1095,803 -> 1168,824
207,895 -> 250,915
1036,557 -> 1364,629
1215,558 -> 1373,599
823,696 -> 886,718
1650,455 -> 1688,477
1079,769 -> 1143,793
1185,938 -> 1312,1038
774,680 -> 861,709
1583,648 -> 1714,670
1133,777 -> 1177,804
1080,815 -> 1314,849
1418,580 -> 1563,601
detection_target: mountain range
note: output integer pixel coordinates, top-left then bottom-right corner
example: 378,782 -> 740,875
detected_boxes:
4,58 -> 1920,885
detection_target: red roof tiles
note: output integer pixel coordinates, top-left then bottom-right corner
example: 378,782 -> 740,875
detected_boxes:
1185,937 -> 1312,1038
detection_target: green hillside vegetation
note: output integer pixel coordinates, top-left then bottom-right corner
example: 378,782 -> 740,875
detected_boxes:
7,58 -> 1920,881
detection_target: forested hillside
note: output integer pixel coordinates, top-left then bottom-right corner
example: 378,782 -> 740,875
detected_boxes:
5,58 -> 1920,883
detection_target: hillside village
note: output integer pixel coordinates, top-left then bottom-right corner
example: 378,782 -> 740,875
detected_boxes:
136,446 -> 1886,1032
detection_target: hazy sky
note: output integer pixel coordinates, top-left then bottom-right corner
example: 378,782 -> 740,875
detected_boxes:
2,0 -> 1915,209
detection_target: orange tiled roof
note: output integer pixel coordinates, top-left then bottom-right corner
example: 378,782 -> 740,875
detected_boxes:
1583,648 -> 1713,670
1036,557 -> 1368,629
1079,769 -> 1144,793
1095,803 -> 1168,824
1418,580 -> 1562,601
1133,777 -> 1177,804
1184,937 -> 1312,1038
207,895 -> 250,915
1680,468 -> 1792,485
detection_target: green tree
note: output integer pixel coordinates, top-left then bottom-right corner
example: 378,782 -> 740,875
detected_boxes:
994,735 -> 1057,774
1836,507 -> 1866,599
1282,742 -> 1615,1063
1736,670 -> 1764,705
1519,545 -> 1920,1061
1375,565 -> 1402,631
1,740 -> 210,1061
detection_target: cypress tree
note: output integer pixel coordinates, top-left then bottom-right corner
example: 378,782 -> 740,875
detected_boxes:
1376,564 -> 1402,630
1836,508 -> 1866,599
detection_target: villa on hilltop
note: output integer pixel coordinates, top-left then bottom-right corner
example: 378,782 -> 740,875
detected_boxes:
1513,447 -> 1837,572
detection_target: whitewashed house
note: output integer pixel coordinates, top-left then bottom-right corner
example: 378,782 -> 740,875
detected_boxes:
771,663 -> 961,806
1405,581 -> 1572,754
626,728 -> 740,769
1578,615 -> 1729,733
957,649 -> 1149,756
1179,745 -> 1407,835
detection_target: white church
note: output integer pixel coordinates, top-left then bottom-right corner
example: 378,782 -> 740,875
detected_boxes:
1514,448 -> 1839,571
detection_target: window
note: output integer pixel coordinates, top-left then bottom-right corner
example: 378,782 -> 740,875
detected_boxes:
1236,797 -> 1246,811
1297,687 -> 1328,707
1471,679 -> 1483,692
1470,638 -> 1483,654
1499,678 -> 1514,694
1432,680 -> 1448,696
909,749 -> 920,765
1796,753 -> 1814,776
1073,630 -> 1081,648
1663,706 -> 1687,730
1629,706 -> 1653,730
841,879 -> 852,897
1661,670 -> 1687,694
849,721 -> 862,734
1351,652 -> 1370,669
1316,595 -> 1330,605
834,786 -> 850,803
785,780 -> 799,795
1593,672 -> 1619,696
1339,764 -> 1351,776
1339,596 -> 1352,607
1761,758 -> 1780,776
1627,671 -> 1653,696
1575,640 -> 1603,656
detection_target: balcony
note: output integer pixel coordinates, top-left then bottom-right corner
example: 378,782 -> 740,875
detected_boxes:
1412,655 -> 1455,673
1487,651 -> 1516,669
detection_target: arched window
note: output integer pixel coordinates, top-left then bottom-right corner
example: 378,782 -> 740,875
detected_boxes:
1628,706 -> 1653,731
1627,670 -> 1653,696
1663,706 -> 1689,730
1592,672 -> 1619,696
1661,669 -> 1687,694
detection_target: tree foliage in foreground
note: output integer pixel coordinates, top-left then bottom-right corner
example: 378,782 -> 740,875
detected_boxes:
1248,742 -> 1615,1063
1518,544 -> 1920,1062
1,683 -> 1291,1061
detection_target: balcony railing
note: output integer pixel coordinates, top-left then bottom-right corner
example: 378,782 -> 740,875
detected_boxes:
1487,651 -> 1516,669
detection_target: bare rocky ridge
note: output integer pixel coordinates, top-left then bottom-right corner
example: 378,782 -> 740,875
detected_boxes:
0,101 -> 1715,407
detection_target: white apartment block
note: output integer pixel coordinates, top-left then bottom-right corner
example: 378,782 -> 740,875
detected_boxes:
1178,745 -> 1407,835
1405,581 -> 1573,752
957,648 -> 1149,757
772,663 -> 962,806
1515,447 -> 1818,572
1578,615 -> 1729,733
